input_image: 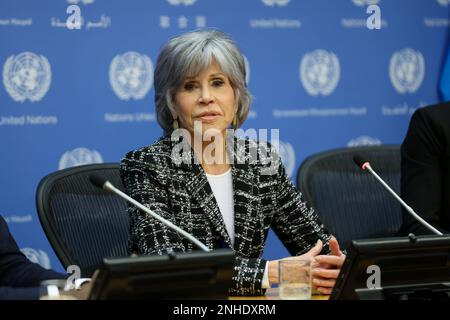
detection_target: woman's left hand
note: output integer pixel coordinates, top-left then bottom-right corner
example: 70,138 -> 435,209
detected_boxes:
311,236 -> 346,295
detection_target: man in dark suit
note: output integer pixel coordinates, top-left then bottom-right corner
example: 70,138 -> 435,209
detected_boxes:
0,215 -> 67,299
400,102 -> 450,235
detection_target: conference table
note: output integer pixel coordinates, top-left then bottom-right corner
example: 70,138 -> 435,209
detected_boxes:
229,288 -> 329,300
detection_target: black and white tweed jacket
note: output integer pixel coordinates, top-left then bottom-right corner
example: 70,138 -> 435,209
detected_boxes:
120,135 -> 332,296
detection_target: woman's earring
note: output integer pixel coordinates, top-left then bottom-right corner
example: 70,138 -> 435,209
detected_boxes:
232,115 -> 238,129
173,117 -> 179,129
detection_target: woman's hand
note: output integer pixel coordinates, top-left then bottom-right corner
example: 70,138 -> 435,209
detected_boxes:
268,239 -> 324,285
311,236 -> 346,295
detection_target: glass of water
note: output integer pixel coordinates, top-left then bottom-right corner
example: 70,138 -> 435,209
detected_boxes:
279,259 -> 312,300
39,279 -> 77,300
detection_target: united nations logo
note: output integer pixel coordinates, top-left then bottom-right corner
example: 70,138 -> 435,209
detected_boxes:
21,248 -> 51,269
389,48 -> 425,94
167,0 -> 197,5
437,0 -> 450,6
274,141 -> 296,177
262,0 -> 290,6
59,147 -> 103,170
352,0 -> 380,6
109,51 -> 153,100
347,135 -> 382,147
3,52 -> 51,103
300,49 -> 340,96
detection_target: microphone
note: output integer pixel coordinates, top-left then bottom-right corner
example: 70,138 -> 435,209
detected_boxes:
352,155 -> 443,236
89,174 -> 210,252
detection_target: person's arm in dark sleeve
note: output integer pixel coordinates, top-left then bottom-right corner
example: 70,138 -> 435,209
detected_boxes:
400,108 -> 445,235
0,217 -> 66,290
0,286 -> 40,300
120,150 -> 186,255
271,148 -> 332,255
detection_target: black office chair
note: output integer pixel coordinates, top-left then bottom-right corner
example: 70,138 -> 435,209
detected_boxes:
36,163 -> 129,277
297,146 -> 402,250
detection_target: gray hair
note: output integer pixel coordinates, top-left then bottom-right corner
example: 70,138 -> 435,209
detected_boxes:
154,29 -> 251,135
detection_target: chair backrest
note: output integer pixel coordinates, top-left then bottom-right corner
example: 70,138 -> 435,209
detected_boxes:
36,163 -> 129,277
297,146 -> 402,250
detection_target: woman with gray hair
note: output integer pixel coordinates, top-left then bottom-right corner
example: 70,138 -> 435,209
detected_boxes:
120,29 -> 345,296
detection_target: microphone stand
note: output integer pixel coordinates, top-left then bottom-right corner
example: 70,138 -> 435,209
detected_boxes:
362,162 -> 443,236
97,178 -> 211,252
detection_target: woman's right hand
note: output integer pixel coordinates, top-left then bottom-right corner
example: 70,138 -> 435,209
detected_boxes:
267,239 -> 324,285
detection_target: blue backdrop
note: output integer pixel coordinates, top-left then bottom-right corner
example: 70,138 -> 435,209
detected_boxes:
1,0 -> 448,273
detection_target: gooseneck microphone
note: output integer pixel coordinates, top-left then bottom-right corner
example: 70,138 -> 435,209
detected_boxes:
89,174 -> 210,252
352,155 -> 443,236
